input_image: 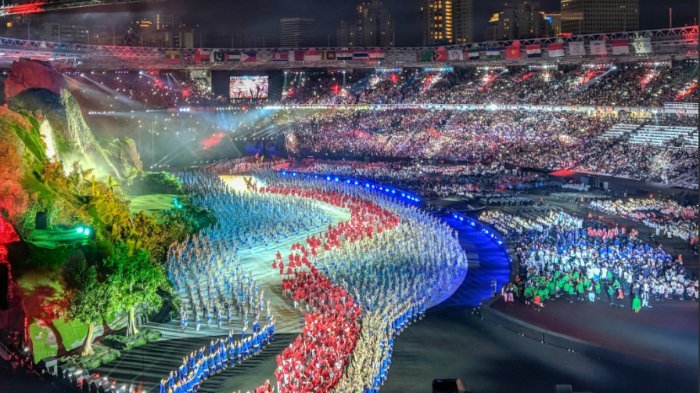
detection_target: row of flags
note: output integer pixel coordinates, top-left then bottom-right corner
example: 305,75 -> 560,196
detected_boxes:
270,48 -> 386,62
418,38 -> 654,62
161,39 -> 653,64
163,48 -> 387,64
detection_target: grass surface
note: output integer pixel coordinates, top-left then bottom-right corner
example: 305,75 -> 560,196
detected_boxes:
128,194 -> 177,217
17,271 -> 120,362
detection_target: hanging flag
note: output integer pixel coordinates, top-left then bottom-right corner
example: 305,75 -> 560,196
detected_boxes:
337,50 -> 353,60
212,50 -> 225,63
632,37 -> 652,54
241,51 -> 257,63
433,47 -> 449,62
525,44 -> 542,57
448,49 -> 464,61
322,50 -> 336,60
195,49 -> 211,63
610,39 -> 630,55
164,49 -> 181,62
467,48 -> 480,60
291,50 -> 305,62
353,50 -> 370,60
505,45 -> 521,59
486,47 -> 501,59
568,41 -> 586,56
304,49 -> 321,61
369,49 -> 386,60
224,51 -> 241,62
270,51 -> 289,61
589,40 -> 607,55
547,43 -> 565,57
419,51 -> 433,62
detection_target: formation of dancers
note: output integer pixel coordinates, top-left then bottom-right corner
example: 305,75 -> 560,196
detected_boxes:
181,172 -> 335,249
159,321 -> 275,393
162,173 -> 291,393
255,171 -> 468,392
157,170 -> 468,393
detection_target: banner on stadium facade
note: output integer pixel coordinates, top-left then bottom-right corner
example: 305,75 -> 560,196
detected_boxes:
369,49 -> 386,60
547,43 -> 564,57
589,40 -> 607,55
486,47 -> 501,59
448,49 -> 464,61
467,48 -> 480,60
290,50 -> 305,62
419,50 -> 433,62
632,37 -> 653,54
164,49 -> 181,62
322,50 -> 336,60
224,51 -> 241,62
304,49 -> 321,61
195,49 -> 211,63
336,50 -> 353,60
241,51 -> 256,62
610,39 -> 630,55
433,47 -> 449,62
568,41 -> 586,56
353,51 -> 370,60
212,50 -> 224,62
270,51 -> 289,61
525,44 -> 542,57
505,45 -> 521,59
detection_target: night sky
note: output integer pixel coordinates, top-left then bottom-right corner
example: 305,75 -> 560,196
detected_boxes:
49,0 -> 698,46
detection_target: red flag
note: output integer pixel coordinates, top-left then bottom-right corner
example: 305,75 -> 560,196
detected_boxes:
505,45 -> 521,59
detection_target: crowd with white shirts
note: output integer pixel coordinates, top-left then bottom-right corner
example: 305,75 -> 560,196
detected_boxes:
480,210 -> 698,311
589,197 -> 699,245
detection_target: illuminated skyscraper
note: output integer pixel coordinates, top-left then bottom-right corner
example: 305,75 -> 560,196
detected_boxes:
486,1 -> 548,41
561,0 -> 639,35
421,0 -> 454,45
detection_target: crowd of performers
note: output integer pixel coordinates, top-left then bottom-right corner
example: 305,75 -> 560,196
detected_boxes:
159,322 -> 275,393
162,172 -> 307,393
181,173 -> 334,249
588,197 -> 699,245
251,171 -> 468,392
480,210 -> 699,311
157,169 -> 468,393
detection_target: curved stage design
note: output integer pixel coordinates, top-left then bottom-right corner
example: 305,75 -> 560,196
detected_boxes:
92,171 -> 484,393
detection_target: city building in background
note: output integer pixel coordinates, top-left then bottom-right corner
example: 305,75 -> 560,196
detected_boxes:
486,1 -> 550,41
561,0 -> 639,34
280,17 -> 316,47
337,0 -> 394,47
453,0 -> 474,44
337,20 -> 359,47
43,22 -> 90,44
543,12 -> 562,36
421,0 -> 454,45
123,14 -> 200,48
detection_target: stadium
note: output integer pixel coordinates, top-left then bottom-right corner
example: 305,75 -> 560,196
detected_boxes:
0,1 -> 697,393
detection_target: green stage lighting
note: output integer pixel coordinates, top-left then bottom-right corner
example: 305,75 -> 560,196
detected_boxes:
75,226 -> 92,237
